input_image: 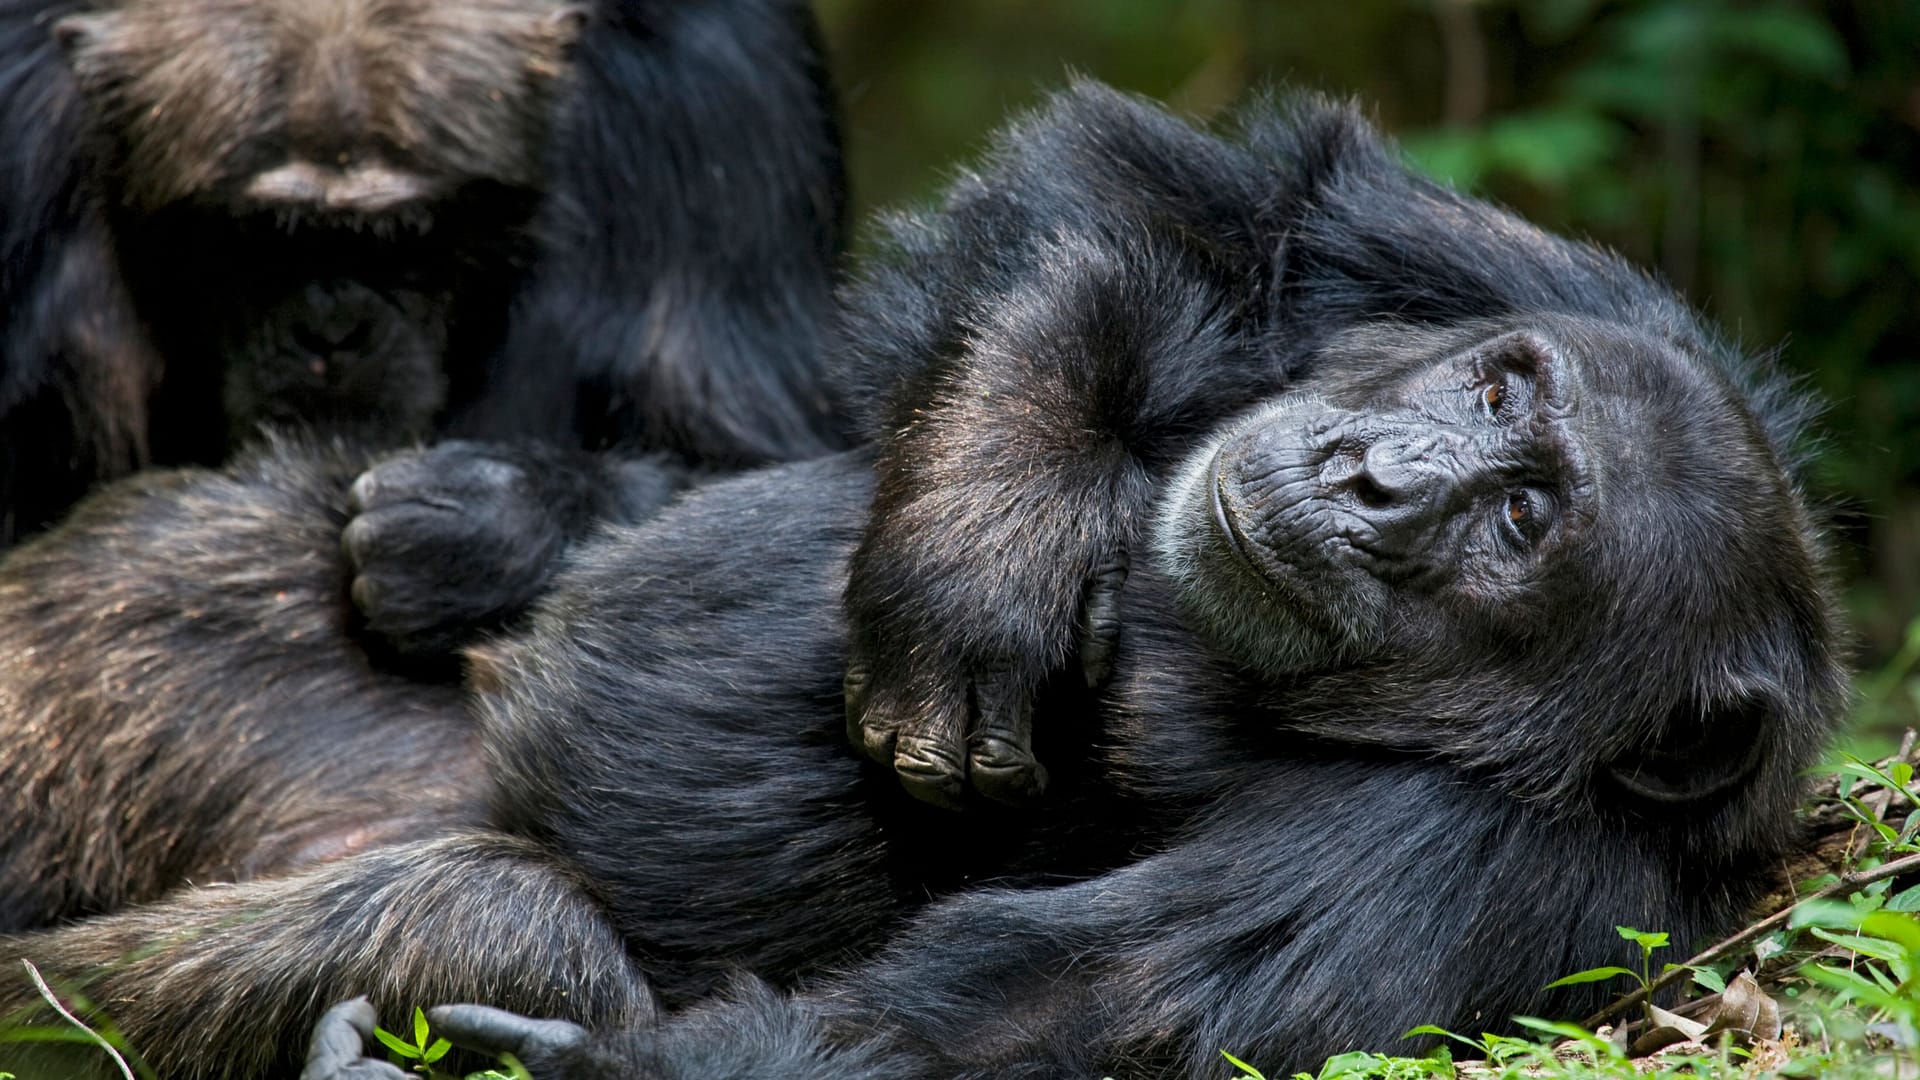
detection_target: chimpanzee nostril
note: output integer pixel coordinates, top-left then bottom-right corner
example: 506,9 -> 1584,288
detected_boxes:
1351,473 -> 1392,507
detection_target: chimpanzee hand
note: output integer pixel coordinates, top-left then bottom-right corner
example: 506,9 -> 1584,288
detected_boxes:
428,1003 -> 593,1077
343,441 -> 685,657
300,999 -> 594,1080
841,456 -> 1134,810
300,999 -> 411,1080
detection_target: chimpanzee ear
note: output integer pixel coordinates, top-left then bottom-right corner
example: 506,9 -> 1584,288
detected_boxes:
1606,693 -> 1769,805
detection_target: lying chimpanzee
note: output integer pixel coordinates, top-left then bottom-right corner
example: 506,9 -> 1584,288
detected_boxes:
0,83 -> 1843,1080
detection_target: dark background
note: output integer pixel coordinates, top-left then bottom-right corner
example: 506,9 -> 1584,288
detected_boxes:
813,0 -> 1920,738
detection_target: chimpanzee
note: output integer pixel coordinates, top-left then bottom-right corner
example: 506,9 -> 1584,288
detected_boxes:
0,0 -> 846,929
0,83 -> 1843,1080
0,0 -> 846,547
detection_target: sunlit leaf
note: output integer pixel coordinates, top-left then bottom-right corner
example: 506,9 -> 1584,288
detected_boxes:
1545,965 -> 1639,988
1616,926 -> 1669,950
1219,1049 -> 1265,1080
373,1027 -> 420,1060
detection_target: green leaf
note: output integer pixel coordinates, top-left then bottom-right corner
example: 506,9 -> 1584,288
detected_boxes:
1220,1050 -> 1266,1080
425,1037 -> 453,1064
413,1006 -> 430,1049
1894,762 -> 1913,789
1809,926 -> 1912,967
1860,911 -> 1920,951
1314,1051 -> 1390,1078
1687,965 -> 1728,994
1790,897 -> 1871,929
1511,1016 -> 1615,1056
373,1027 -> 422,1060
1545,965 -> 1639,989
1616,926 -> 1669,951
1401,1025 -> 1485,1054
1886,884 -> 1920,912
1803,962 -> 1908,1011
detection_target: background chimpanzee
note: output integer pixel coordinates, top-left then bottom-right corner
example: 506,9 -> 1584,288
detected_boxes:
0,84 -> 1844,1080
0,0 -> 846,547
0,0 -> 847,929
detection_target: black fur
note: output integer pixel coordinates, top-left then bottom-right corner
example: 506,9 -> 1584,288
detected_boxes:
0,0 -> 846,547
0,84 -> 1845,1080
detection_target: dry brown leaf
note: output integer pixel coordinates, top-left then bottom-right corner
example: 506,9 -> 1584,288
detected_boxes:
1700,971 -> 1782,1044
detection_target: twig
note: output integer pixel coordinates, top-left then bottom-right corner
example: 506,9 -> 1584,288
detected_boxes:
1580,849 -> 1920,1029
18,959 -> 136,1080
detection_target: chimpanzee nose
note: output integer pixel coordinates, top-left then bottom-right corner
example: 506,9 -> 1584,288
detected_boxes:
1342,432 -> 1448,515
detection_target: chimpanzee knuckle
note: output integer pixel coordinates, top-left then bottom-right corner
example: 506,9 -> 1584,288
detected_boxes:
885,684 -> 972,809
894,732 -> 967,810
968,732 -> 1047,806
851,696 -> 901,766
842,674 -> 876,759
345,503 -> 447,561
340,513 -> 384,567
968,668 -> 1048,804
348,572 -> 379,617
346,468 -> 380,514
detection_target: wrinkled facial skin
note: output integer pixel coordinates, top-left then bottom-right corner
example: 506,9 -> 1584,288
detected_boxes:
1155,314 -> 1839,805
1157,323 -> 1596,673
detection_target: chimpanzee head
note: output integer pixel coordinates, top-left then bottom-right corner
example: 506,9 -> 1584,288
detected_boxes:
1156,313 -> 1846,830
52,0 -> 588,445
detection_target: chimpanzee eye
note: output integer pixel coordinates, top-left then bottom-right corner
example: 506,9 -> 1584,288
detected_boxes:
1501,488 -> 1551,546
1480,380 -> 1505,417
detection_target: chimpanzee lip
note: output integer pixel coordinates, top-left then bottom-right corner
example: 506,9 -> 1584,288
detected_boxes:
1212,471 -> 1268,582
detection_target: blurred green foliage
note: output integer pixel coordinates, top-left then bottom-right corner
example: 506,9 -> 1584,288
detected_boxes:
815,0 -> 1920,733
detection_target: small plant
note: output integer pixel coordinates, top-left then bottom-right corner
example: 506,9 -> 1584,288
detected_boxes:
1545,925 -> 1726,1022
1791,901 -> 1920,1077
373,1007 -> 453,1075
1227,1045 -> 1451,1080
370,1007 -> 529,1080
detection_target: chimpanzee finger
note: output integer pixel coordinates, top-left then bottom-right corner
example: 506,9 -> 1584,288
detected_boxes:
885,680 -> 971,810
1078,553 -> 1128,688
345,452 -> 436,517
340,501 -> 454,571
968,666 -> 1048,806
843,647 -> 877,758
427,1004 -> 590,1073
301,998 -> 409,1080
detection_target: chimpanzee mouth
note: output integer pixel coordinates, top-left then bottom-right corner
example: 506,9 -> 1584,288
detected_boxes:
1211,467 -> 1309,605
1211,471 -> 1257,572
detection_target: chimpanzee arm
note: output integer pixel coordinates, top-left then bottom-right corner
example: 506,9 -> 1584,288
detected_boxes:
0,3 -> 158,545
386,765 -> 1693,1080
837,83 -> 1299,809
342,442 -> 690,659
